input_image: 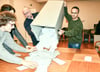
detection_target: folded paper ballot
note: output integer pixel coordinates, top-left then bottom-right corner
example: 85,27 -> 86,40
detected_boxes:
16,57 -> 66,71
16,66 -> 28,71
84,56 -> 92,62
16,50 -> 61,72
53,58 -> 66,65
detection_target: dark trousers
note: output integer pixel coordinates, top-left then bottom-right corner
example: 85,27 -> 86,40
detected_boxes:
25,26 -> 39,46
68,43 -> 81,49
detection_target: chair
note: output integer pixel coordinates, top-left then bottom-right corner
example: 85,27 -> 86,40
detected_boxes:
83,29 -> 90,43
89,29 -> 95,43
94,41 -> 100,53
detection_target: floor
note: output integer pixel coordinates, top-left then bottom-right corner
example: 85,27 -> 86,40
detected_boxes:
58,39 -> 94,49
0,40 -> 100,72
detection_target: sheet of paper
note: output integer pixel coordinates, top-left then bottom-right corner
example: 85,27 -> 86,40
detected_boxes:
16,66 -> 28,71
84,56 -> 92,62
53,58 -> 66,65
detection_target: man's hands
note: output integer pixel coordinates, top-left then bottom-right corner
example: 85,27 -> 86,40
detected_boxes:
21,60 -> 38,69
26,46 -> 37,52
58,29 -> 65,35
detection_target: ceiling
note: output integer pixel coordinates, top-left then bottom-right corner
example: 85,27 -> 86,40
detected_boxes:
34,0 -> 99,3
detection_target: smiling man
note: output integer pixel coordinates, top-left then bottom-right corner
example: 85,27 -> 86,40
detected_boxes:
58,2 -> 83,49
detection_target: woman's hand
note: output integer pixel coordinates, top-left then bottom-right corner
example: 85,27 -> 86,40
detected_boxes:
21,60 -> 38,69
26,46 -> 37,52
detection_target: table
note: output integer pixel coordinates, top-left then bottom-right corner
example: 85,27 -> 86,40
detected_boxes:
0,48 -> 100,72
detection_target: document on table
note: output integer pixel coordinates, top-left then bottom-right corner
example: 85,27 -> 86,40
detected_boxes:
84,56 -> 92,62
53,58 -> 66,65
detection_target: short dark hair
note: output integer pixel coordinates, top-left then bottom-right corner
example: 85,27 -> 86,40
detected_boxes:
0,11 -> 16,26
72,6 -> 80,13
0,4 -> 16,13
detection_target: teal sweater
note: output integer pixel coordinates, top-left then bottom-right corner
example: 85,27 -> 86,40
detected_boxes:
0,30 -> 27,64
64,7 -> 83,43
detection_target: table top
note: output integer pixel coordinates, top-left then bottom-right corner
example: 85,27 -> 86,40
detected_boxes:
0,48 -> 100,72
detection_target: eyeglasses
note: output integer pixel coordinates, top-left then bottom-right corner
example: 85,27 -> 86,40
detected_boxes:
10,24 -> 15,27
71,12 -> 78,14
8,21 -> 15,26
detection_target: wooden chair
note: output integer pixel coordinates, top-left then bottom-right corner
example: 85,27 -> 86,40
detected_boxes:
94,41 -> 100,53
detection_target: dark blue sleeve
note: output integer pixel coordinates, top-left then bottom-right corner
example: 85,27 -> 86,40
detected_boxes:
32,12 -> 39,18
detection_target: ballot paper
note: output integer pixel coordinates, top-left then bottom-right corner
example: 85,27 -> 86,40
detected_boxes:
84,56 -> 92,62
53,58 -> 66,65
16,50 -> 60,72
16,66 -> 28,71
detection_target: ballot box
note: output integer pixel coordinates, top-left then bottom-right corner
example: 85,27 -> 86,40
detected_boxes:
31,0 -> 64,40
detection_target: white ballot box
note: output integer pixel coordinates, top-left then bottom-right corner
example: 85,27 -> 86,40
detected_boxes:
31,0 -> 64,40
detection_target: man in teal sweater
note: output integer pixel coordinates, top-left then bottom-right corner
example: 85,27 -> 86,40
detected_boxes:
59,2 -> 83,49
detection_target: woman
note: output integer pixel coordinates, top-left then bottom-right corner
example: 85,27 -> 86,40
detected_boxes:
0,11 -> 37,68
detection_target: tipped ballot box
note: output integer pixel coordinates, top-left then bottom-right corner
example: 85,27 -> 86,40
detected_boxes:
31,1 -> 64,40
31,0 -> 64,29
